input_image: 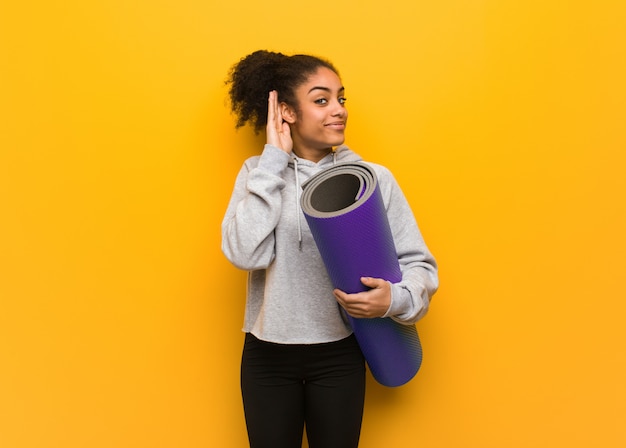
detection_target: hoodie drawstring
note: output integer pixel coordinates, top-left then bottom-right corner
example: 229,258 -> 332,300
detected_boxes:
293,156 -> 303,249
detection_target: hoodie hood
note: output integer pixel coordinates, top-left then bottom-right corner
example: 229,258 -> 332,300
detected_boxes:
287,145 -> 363,169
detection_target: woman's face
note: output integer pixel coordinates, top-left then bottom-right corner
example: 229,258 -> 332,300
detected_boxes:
284,67 -> 348,157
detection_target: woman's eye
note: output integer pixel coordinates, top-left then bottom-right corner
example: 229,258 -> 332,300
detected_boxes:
314,97 -> 347,105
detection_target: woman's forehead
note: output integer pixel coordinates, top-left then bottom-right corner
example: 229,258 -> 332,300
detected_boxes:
300,67 -> 343,93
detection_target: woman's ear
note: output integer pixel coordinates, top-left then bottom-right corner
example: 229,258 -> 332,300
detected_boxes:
280,102 -> 296,124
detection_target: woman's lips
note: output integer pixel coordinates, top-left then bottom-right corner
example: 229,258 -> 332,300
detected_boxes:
325,122 -> 346,130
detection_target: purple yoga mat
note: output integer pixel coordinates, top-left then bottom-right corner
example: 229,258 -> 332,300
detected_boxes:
300,162 -> 422,387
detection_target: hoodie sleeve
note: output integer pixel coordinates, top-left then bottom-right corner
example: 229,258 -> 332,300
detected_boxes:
221,145 -> 291,270
376,166 -> 439,325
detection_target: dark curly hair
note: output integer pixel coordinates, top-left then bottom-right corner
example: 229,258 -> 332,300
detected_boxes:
226,50 -> 339,133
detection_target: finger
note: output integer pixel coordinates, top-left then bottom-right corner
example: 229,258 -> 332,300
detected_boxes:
333,289 -> 345,303
267,91 -> 276,127
274,92 -> 283,128
334,290 -> 355,310
360,276 -> 383,289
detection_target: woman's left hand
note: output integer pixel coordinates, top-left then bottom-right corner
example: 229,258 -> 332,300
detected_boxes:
333,277 -> 391,318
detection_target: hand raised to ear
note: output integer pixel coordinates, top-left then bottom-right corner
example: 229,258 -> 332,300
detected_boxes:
266,90 -> 293,154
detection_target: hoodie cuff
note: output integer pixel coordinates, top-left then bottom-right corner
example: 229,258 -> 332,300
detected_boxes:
383,283 -> 414,319
257,144 -> 290,176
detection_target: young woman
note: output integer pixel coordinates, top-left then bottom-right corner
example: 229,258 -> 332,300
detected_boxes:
222,50 -> 438,448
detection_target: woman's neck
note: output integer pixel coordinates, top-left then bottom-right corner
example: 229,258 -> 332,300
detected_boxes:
292,146 -> 333,163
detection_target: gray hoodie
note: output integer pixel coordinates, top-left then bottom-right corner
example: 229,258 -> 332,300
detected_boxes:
222,144 -> 438,344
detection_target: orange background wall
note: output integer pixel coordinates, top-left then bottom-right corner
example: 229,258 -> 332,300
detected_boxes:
1,1 -> 625,447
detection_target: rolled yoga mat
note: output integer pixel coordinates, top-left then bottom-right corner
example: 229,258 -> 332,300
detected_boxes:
300,162 -> 422,387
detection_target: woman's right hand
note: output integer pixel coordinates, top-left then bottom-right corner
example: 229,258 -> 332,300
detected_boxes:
266,90 -> 293,154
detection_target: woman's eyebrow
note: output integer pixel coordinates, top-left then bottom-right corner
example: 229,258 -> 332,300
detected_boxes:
307,86 -> 345,94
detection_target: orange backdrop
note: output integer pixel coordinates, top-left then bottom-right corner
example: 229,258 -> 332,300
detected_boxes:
1,1 -> 625,447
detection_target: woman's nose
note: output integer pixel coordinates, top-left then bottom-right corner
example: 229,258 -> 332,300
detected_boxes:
331,100 -> 347,116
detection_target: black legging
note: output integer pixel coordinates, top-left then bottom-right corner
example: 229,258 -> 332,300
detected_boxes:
241,333 -> 366,448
